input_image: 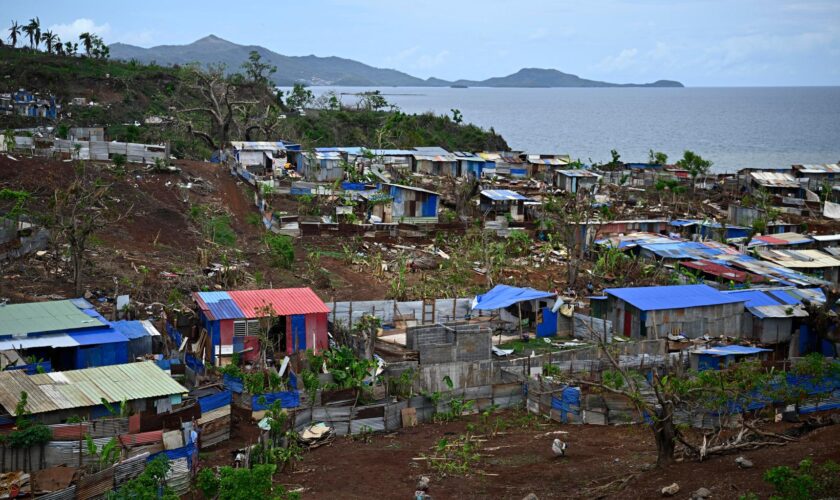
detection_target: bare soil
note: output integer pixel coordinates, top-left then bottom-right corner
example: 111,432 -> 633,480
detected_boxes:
273,409 -> 840,499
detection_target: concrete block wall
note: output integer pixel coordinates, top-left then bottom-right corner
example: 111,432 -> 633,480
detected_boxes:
419,343 -> 456,364
407,325 -> 454,350
456,331 -> 492,362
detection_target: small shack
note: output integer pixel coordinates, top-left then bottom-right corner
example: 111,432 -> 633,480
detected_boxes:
380,183 -> 439,223
301,148 -> 346,182
604,284 -> 745,339
748,171 -> 801,197
479,190 -> 532,222
454,152 -> 485,179
756,248 -> 840,286
553,169 -> 601,193
0,361 -> 187,424
0,299 -> 138,371
412,147 -> 457,177
690,345 -> 772,371
472,284 -> 560,338
722,288 -> 814,345
193,288 -> 330,364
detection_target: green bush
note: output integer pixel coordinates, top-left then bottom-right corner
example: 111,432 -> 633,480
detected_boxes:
764,459 -> 840,500
264,234 -> 295,269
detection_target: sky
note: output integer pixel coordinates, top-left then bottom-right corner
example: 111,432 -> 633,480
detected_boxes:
10,0 -> 840,86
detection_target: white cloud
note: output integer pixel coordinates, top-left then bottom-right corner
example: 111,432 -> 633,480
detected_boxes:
48,18 -> 110,44
593,48 -> 639,72
415,50 -> 450,69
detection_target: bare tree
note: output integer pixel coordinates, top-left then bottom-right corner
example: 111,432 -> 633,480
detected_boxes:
51,163 -> 132,296
177,65 -> 258,152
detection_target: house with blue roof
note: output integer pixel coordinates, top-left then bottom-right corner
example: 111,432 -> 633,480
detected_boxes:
722,288 -> 812,345
479,190 -> 532,222
0,299 -> 156,371
690,345 -> 772,371
604,284 -> 746,339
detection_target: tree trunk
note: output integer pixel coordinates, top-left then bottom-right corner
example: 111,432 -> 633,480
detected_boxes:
72,248 -> 83,296
653,406 -> 676,467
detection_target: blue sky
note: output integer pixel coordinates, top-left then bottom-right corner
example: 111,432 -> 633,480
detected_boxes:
13,0 -> 840,86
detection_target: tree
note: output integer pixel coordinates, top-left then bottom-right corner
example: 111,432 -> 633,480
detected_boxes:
451,108 -> 463,124
197,463 -> 298,500
50,163 -> 132,295
567,327 -> 840,467
286,83 -> 314,110
676,150 -> 712,191
356,90 -> 390,111
8,21 -> 20,48
177,64 -> 258,152
22,20 -> 36,50
648,149 -> 668,165
41,30 -> 57,54
64,41 -> 76,56
241,50 -> 277,86
111,456 -> 178,500
79,32 -> 93,56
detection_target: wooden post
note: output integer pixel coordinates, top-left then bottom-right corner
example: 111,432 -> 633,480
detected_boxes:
517,302 -> 524,339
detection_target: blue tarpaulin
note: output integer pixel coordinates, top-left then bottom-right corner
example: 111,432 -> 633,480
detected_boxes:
471,285 -> 554,311
198,391 -> 232,413
5,360 -> 52,374
111,320 -> 150,339
148,442 -> 197,470
252,391 -> 300,410
223,374 -> 244,393
550,386 -> 581,423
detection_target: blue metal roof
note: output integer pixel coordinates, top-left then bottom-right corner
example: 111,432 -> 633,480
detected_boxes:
480,190 -> 530,201
194,291 -> 245,321
111,320 -> 152,340
669,219 -> 698,227
699,345 -> 772,356
605,284 -> 746,311
769,290 -> 805,305
722,290 -> 782,308
69,329 -> 129,345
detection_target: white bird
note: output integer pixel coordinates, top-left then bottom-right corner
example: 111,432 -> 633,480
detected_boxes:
552,438 -> 567,457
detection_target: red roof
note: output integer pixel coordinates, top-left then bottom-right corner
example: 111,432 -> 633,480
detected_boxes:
228,288 -> 330,317
119,430 -> 163,447
679,260 -> 766,283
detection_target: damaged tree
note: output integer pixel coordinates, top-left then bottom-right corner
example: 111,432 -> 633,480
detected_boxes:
177,64 -> 259,153
569,326 -> 839,467
50,163 -> 132,296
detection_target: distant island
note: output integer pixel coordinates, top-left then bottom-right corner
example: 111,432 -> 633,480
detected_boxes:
109,35 -> 684,88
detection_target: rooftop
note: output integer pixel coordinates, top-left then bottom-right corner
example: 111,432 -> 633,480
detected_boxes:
0,300 -> 107,337
757,248 -> 840,269
749,171 -> 800,189
0,361 -> 187,416
194,288 -> 330,321
480,189 -> 530,201
604,284 -> 745,311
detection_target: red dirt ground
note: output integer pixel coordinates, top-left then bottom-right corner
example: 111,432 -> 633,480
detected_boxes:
275,409 -> 840,499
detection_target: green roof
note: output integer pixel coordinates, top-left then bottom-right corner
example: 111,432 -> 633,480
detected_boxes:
0,300 -> 106,336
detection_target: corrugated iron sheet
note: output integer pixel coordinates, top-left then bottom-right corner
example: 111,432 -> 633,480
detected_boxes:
113,453 -> 149,487
0,362 -> 187,416
37,485 -> 76,500
228,288 -> 330,317
164,458 -> 191,496
605,284 -> 746,311
75,466 -> 114,500
0,299 -> 107,336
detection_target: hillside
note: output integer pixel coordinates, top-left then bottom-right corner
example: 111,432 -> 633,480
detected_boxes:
109,35 -> 683,88
0,47 -> 507,157
453,68 -> 684,88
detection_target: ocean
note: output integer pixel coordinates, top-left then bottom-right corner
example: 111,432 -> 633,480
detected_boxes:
301,86 -> 840,172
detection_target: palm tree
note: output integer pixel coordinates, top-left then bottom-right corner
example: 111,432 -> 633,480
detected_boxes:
64,41 -> 74,56
31,17 -> 40,50
79,32 -> 92,56
8,21 -> 20,48
21,22 -> 33,49
41,30 -> 57,54
53,35 -> 61,54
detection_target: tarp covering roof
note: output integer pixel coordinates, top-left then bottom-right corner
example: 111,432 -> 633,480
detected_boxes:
0,300 -> 108,336
698,345 -> 772,356
69,329 -> 129,346
471,285 -> 554,311
605,284 -> 745,311
194,288 -> 330,321
0,361 -> 187,416
480,189 -> 530,201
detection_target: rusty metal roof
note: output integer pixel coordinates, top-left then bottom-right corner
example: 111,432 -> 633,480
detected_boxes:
749,171 -> 800,189
0,361 -> 187,416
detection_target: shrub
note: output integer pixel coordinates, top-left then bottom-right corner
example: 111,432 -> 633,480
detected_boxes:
264,234 -> 294,269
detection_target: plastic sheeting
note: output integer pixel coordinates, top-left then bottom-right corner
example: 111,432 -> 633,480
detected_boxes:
471,284 -> 554,311
252,391 -> 300,410
198,391 -> 232,413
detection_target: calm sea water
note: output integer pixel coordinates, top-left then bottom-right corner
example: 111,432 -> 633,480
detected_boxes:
303,86 -> 840,172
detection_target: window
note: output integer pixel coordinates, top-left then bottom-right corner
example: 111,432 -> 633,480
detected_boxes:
233,320 -> 262,336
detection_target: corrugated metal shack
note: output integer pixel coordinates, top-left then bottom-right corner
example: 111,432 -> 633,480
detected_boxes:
193,288 -> 330,364
604,284 -> 746,339
553,169 -> 601,193
479,190 -> 531,222
380,183 -> 439,223
412,147 -> 457,176
53,139 -> 167,164
0,361 -> 188,424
